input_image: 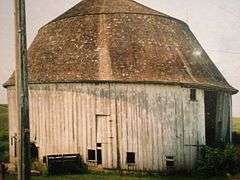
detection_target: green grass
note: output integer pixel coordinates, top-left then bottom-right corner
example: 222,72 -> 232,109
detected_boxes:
0,104 -> 8,129
233,117 -> 240,133
0,104 -> 9,162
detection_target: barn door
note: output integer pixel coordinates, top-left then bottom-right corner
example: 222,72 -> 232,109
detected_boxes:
96,115 -> 108,167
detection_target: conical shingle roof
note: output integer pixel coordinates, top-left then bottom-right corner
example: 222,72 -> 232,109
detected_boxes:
4,0 -> 238,94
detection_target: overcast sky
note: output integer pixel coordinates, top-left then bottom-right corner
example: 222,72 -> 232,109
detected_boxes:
0,0 -> 239,116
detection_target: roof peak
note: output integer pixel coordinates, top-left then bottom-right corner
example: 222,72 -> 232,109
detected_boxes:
52,0 -> 169,23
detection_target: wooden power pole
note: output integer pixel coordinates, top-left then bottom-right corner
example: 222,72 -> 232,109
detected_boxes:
14,0 -> 31,179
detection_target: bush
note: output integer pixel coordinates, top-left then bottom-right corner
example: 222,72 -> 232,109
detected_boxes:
32,161 -> 49,176
195,145 -> 240,176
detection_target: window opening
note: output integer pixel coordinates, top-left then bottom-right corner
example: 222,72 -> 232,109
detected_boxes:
97,149 -> 102,164
166,156 -> 174,167
31,143 -> 39,161
190,89 -> 197,101
88,149 -> 96,161
127,152 -> 135,164
97,143 -> 102,148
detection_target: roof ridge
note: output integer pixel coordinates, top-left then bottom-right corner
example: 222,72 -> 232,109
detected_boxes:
129,0 -> 167,15
51,0 -> 169,23
45,12 -> 180,27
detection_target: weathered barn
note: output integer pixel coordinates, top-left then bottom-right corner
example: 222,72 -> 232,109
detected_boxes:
4,0 -> 238,172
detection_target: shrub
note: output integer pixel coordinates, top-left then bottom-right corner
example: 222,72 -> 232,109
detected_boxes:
32,161 -> 49,176
195,145 -> 240,176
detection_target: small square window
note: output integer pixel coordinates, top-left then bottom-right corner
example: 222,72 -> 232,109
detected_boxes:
88,149 -> 96,161
166,160 -> 174,167
166,156 -> 174,167
190,89 -> 197,101
97,143 -> 102,147
127,152 -> 135,164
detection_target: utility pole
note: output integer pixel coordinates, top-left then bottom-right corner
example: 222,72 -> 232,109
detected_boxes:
14,0 -> 31,179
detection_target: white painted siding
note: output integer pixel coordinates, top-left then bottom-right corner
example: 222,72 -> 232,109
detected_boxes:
7,83 -> 205,171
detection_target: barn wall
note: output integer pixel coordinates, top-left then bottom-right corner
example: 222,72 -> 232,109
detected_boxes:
7,89 -> 18,165
204,91 -> 232,145
215,92 -> 232,143
7,83 -> 206,171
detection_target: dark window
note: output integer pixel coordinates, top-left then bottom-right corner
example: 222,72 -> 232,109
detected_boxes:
127,152 -> 135,164
10,137 -> 13,146
97,149 -> 102,164
31,143 -> 39,160
14,137 -> 17,157
190,89 -> 197,101
14,145 -> 17,157
88,149 -> 96,161
97,143 -> 102,147
166,156 -> 174,167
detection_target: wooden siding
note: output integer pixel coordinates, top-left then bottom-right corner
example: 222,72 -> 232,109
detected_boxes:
215,92 -> 232,143
7,89 -> 18,164
7,83 -> 206,171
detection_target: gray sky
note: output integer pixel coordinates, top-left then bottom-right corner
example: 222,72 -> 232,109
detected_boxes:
0,0 -> 240,116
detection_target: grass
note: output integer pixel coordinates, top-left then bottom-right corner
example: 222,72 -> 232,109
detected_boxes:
0,104 -> 8,129
0,104 -> 9,162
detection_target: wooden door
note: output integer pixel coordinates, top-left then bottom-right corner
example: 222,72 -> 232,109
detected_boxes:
96,115 -> 108,167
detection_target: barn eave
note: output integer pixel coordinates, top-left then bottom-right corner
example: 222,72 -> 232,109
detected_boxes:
3,79 -> 238,95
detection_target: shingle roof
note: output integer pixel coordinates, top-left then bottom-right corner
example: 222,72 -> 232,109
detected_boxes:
4,0 -> 238,94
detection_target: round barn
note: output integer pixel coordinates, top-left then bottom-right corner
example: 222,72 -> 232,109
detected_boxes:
4,0 -> 238,172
